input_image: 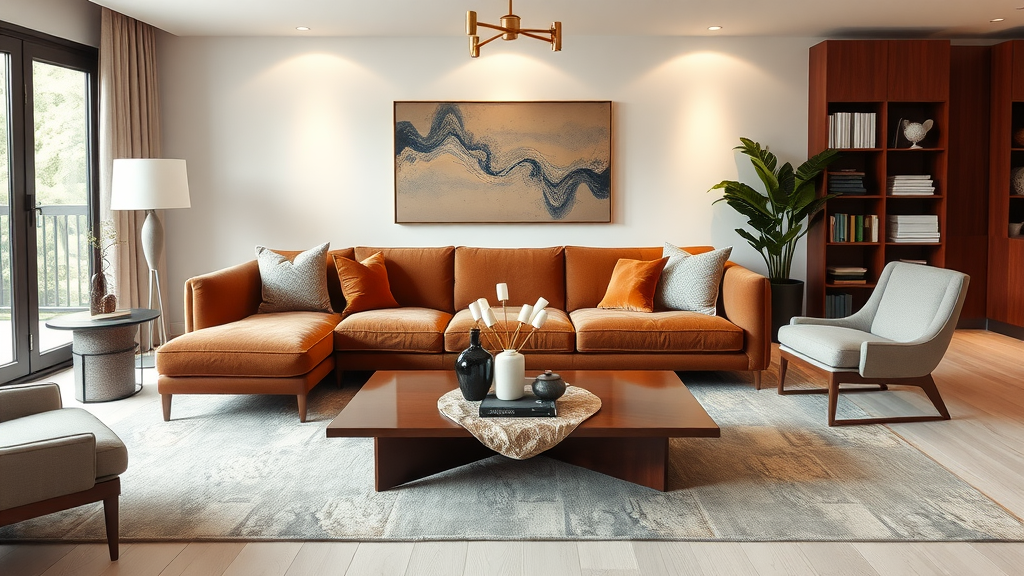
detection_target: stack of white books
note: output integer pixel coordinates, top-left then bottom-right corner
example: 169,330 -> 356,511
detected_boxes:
887,215 -> 940,243
887,175 -> 936,196
828,112 -> 877,148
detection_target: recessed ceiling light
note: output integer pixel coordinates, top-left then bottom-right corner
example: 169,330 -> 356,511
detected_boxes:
296,26 -> 311,31
991,18 -> 1005,22
708,25 -> 723,31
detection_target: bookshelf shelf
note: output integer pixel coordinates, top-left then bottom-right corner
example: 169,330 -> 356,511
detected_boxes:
808,39 -> 949,319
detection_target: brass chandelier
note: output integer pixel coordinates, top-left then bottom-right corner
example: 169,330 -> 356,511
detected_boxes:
466,0 -> 562,58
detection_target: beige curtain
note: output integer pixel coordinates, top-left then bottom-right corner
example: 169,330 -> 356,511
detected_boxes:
99,8 -> 163,348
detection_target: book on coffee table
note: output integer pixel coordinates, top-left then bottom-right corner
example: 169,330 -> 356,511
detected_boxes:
479,392 -> 557,417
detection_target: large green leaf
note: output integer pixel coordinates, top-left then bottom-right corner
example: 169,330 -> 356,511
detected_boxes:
795,148 -> 839,183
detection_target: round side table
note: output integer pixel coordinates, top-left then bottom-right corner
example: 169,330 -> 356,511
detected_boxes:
45,308 -> 160,403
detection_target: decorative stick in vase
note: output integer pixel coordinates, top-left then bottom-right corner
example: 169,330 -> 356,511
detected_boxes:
510,304 -> 533,349
496,283 -> 509,347
468,301 -> 498,350
516,309 -> 549,352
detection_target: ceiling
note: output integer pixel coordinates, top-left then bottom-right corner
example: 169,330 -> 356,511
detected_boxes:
88,0 -> 1024,38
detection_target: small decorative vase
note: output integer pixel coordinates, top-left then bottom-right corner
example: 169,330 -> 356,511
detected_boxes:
455,328 -> 494,401
90,273 -> 108,316
1010,222 -> 1024,238
1013,127 -> 1024,147
494,349 -> 526,400
101,294 -> 117,314
902,119 -> 933,149
532,370 -> 566,400
1012,167 -> 1024,196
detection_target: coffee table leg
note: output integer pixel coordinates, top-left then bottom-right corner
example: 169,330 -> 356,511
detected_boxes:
374,437 -> 496,491
545,437 -> 669,491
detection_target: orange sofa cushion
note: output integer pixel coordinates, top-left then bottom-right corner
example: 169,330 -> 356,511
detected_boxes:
334,307 -> 452,353
570,308 -> 743,353
566,246 -> 715,312
444,307 -> 575,353
353,246 -> 455,312
335,252 -> 400,317
157,312 -> 339,377
454,247 -> 566,310
597,257 -> 668,312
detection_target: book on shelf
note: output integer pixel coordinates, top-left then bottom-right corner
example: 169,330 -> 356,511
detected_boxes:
887,175 -> 936,196
829,214 -> 878,242
826,293 -> 855,319
828,112 -> 876,148
479,393 -> 557,417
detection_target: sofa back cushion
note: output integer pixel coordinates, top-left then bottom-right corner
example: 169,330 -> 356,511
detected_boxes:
353,246 -> 456,312
565,246 -> 715,311
454,247 -> 566,311
271,247 -> 354,313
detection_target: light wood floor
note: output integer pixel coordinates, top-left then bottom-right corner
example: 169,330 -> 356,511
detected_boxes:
2,330 -> 1024,576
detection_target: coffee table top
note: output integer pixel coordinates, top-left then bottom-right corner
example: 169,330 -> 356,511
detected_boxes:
326,370 -> 719,439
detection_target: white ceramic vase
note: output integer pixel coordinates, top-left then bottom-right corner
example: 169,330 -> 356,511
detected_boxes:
494,349 -> 525,400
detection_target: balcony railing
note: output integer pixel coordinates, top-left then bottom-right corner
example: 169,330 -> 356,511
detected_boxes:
0,204 -> 92,313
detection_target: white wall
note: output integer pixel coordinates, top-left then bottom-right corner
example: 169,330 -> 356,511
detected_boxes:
1,0 -> 100,47
158,34 -> 819,334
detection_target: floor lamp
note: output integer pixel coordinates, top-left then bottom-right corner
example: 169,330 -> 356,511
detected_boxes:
110,159 -> 191,347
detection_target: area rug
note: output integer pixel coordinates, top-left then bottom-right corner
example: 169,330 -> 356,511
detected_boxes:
2,372 -> 1023,542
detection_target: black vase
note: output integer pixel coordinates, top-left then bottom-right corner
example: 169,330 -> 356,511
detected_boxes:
771,279 -> 805,343
455,328 -> 494,401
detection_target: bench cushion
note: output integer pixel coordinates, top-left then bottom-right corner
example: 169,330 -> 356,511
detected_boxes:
157,312 -> 339,377
444,307 -> 576,353
570,308 -> 743,353
0,407 -> 128,481
335,307 -> 452,353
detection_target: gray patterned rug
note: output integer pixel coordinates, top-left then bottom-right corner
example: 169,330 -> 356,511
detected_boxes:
3,371 -> 1023,542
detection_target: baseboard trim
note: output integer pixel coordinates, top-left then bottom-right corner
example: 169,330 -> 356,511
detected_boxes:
987,319 -> 1024,341
956,318 -> 988,330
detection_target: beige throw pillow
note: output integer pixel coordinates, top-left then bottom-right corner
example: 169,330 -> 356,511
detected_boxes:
256,242 -> 333,313
655,243 -> 732,316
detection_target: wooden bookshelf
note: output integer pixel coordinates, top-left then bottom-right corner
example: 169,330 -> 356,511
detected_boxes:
807,40 -> 950,318
988,41 -> 1024,328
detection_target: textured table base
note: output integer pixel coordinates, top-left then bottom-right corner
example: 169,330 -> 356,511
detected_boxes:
72,325 -> 138,402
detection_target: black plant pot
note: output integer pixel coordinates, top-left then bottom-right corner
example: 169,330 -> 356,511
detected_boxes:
770,279 -> 804,343
455,328 -> 494,401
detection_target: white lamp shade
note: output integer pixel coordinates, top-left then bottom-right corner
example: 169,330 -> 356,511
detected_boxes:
110,158 -> 191,210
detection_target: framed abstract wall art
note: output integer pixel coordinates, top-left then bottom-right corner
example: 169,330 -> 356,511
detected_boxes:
394,101 -> 612,223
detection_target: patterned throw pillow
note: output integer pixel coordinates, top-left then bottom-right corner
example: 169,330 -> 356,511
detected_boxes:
255,242 -> 333,313
597,257 -> 669,313
655,243 -> 732,316
333,252 -> 401,317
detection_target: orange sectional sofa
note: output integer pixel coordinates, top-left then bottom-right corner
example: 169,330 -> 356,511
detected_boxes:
156,246 -> 771,422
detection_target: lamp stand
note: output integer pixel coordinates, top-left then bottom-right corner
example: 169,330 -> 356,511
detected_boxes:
141,209 -> 168,347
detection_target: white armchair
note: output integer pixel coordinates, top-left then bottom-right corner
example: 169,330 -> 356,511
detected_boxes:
777,261 -> 969,426
0,383 -> 128,560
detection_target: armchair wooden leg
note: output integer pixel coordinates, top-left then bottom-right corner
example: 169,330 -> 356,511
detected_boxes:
161,394 -> 172,422
918,374 -> 951,420
777,356 -> 788,393
778,351 -> 827,395
828,373 -> 841,427
103,491 -> 119,561
297,394 -> 307,423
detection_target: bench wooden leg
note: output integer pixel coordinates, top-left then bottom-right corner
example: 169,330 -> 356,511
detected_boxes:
297,394 -> 307,423
161,394 -> 172,422
103,491 -> 119,561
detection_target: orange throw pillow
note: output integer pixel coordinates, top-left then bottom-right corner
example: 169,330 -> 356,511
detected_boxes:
334,252 -> 400,317
597,257 -> 669,312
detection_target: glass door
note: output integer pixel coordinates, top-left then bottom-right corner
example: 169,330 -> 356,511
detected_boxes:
0,33 -> 97,383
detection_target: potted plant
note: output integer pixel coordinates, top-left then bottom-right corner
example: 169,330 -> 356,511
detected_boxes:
710,138 -> 838,341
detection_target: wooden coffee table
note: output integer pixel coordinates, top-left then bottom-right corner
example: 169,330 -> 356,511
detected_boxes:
326,370 -> 719,491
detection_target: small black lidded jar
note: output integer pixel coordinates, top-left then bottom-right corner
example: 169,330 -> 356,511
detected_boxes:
532,370 -> 566,400
455,328 -> 494,401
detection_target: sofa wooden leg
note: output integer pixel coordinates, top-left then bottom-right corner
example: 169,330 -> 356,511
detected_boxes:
335,368 -> 344,388
752,370 -> 762,390
103,493 -> 119,561
161,394 -> 172,422
298,394 -> 307,423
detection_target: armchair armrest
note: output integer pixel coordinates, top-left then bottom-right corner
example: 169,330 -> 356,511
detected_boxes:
0,433 -> 96,510
184,260 -> 262,332
859,337 -> 950,379
0,383 -> 62,423
720,263 -> 771,370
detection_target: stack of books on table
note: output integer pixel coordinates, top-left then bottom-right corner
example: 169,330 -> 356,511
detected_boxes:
887,175 -> 936,196
830,213 -> 879,243
887,214 -> 940,243
828,112 -> 877,148
828,170 -> 867,195
827,265 -> 868,285
825,293 -> 854,319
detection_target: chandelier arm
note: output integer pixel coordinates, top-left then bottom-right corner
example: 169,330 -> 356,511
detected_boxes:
475,32 -> 504,48
519,28 -> 554,34
517,31 -> 552,42
475,21 -> 508,32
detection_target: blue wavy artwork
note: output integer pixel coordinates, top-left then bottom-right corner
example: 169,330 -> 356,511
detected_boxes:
394,102 -> 611,222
